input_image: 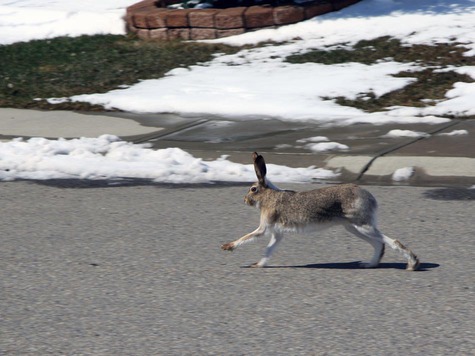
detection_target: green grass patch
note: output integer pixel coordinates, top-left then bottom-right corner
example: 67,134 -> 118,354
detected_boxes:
287,37 -> 475,113
0,35 -> 237,110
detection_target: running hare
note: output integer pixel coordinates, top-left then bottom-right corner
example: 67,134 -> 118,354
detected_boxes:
221,152 -> 419,271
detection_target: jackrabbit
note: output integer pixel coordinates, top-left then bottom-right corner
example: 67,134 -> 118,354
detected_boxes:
221,152 -> 420,271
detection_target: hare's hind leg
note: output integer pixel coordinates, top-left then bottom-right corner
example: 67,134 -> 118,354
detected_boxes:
380,233 -> 419,271
348,224 -> 419,271
345,224 -> 385,268
252,231 -> 283,268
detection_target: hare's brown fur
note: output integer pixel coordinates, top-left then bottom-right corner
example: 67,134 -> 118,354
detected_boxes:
248,184 -> 378,228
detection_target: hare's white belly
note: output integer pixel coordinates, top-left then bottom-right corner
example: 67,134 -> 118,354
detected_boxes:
274,219 -> 346,235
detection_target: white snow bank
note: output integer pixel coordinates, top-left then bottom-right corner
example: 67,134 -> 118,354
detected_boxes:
297,136 -> 330,143
0,135 -> 337,183
422,81 -> 475,117
382,129 -> 430,138
66,61 -> 420,124
392,167 -> 415,181
0,0 -> 137,45
305,142 -> 349,152
213,0 -> 475,55
437,129 -> 469,136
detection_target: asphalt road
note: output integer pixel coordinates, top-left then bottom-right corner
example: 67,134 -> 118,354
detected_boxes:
1,181 -> 474,355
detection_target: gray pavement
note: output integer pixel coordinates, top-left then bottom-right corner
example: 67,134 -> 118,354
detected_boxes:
1,182 -> 474,355
1,108 -> 474,186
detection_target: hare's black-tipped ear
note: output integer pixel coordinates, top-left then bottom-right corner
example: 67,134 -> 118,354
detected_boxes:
252,152 -> 267,186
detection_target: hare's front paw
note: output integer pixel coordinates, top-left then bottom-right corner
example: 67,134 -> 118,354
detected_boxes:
221,242 -> 235,251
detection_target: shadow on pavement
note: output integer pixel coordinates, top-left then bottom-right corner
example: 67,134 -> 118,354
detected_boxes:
26,178 -> 249,189
423,187 -> 475,201
253,261 -> 440,271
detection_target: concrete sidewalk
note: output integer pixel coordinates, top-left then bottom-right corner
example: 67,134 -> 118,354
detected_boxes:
1,108 -> 474,186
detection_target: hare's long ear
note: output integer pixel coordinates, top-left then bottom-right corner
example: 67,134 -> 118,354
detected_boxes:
252,152 -> 267,187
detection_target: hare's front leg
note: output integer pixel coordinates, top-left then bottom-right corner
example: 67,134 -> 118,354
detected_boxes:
251,231 -> 283,268
221,225 -> 266,251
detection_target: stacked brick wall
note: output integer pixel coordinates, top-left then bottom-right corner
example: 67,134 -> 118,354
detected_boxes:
126,0 -> 361,40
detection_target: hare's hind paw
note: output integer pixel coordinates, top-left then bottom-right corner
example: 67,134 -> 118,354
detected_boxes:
250,258 -> 268,268
221,242 -> 235,251
406,256 -> 420,271
250,262 -> 264,268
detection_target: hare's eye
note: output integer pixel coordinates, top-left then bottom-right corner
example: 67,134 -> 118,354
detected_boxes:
250,186 -> 258,193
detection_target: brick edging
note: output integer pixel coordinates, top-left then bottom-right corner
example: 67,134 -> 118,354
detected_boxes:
126,0 -> 361,41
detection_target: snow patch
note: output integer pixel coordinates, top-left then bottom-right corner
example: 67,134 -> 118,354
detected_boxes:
305,142 -> 349,152
0,136 -> 338,183
0,0 -> 137,45
437,129 -> 469,136
382,129 -> 430,138
297,136 -> 330,143
392,167 -> 415,181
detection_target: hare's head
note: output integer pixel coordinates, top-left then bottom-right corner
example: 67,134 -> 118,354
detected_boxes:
244,152 -> 269,208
